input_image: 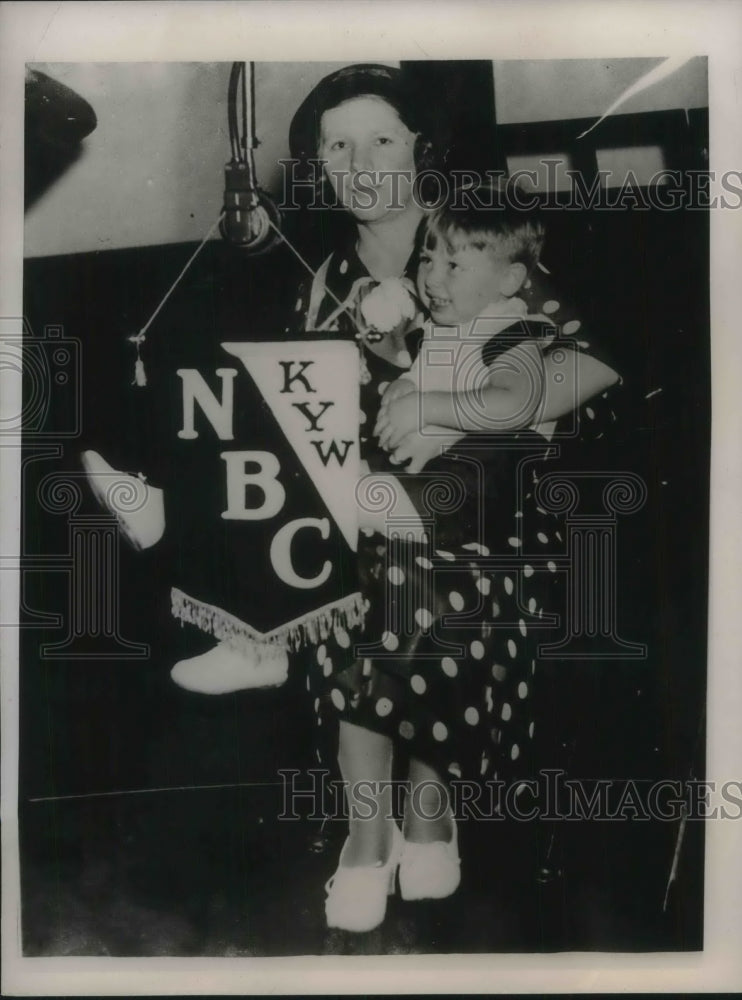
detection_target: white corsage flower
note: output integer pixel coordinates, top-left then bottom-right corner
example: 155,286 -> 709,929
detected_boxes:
360,277 -> 417,335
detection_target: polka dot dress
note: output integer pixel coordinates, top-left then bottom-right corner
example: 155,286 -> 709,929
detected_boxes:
289,240 -> 609,787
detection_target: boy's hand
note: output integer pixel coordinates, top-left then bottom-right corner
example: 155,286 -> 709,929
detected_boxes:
389,428 -> 466,472
375,378 -> 416,432
376,392 -> 421,451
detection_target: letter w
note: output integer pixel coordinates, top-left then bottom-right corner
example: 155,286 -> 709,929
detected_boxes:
310,439 -> 354,467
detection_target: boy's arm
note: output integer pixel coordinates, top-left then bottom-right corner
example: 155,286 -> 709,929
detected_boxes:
381,340 -> 545,447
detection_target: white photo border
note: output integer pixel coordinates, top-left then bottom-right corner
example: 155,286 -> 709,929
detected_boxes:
1,0 -> 741,994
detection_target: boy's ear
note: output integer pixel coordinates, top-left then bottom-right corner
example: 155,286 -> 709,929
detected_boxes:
502,262 -> 528,296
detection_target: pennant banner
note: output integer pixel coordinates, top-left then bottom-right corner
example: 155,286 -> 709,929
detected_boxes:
168,338 -> 362,653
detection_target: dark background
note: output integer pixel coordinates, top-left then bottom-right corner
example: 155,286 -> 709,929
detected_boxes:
18,61 -> 709,955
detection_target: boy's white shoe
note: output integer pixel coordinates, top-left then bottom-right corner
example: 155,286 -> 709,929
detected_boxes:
81,450 -> 165,550
170,641 -> 289,694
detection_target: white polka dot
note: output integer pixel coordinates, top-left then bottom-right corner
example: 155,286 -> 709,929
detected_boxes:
504,576 -> 514,595
316,644 -> 327,665
515,511 -> 523,519
518,681 -> 529,699
382,630 -> 399,651
410,674 -> 427,694
294,297 -> 303,312
508,537 -> 522,548
416,555 -> 433,569
529,721 -> 535,738
586,406 -> 595,419
432,721 -> 448,742
480,756 -> 490,775
360,527 -> 374,537
485,686 -> 494,712
519,619 -> 527,637
441,657 -> 458,677
470,640 -> 485,660
339,259 -> 349,274
511,743 -> 520,760
387,566 -> 405,586
537,532 -> 549,544
555,530 -> 563,542
563,319 -> 581,335
542,299 -> 560,314
528,597 -> 537,613
323,658 -> 333,677
547,560 -> 557,573
531,659 -> 537,674
375,697 -> 393,717
492,601 -> 501,618
359,409 -> 366,424
448,591 -> 464,611
314,697 -> 320,711
501,702 -> 512,721
436,549 -> 455,561
415,608 -> 433,630
524,278 -> 532,289
378,381 -> 390,395
399,720 -> 415,739
476,576 -> 492,596
462,541 -> 489,555
507,638 -> 517,659
515,782 -> 528,797
492,663 -> 507,682
523,565 -> 534,578
331,688 -> 346,711
335,628 -> 350,648
464,706 -> 480,726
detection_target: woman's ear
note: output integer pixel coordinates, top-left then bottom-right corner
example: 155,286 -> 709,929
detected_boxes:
502,261 -> 528,296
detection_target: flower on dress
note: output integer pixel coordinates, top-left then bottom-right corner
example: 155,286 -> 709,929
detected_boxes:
360,277 -> 418,335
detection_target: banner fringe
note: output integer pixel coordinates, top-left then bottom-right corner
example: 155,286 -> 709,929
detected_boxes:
171,587 -> 366,654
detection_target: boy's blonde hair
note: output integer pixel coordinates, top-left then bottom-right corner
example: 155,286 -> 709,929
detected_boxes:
421,183 -> 545,272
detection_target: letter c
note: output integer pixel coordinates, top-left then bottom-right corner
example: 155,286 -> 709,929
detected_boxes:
270,517 -> 332,589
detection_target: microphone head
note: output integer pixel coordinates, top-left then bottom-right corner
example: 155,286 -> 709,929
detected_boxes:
220,162 -> 282,254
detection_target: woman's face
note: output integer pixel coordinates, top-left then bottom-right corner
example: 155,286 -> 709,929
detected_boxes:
318,96 -> 418,222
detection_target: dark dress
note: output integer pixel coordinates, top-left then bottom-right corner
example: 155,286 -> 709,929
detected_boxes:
289,241 -> 600,790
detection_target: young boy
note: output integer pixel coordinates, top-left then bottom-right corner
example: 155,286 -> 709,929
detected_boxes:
374,196 -> 551,459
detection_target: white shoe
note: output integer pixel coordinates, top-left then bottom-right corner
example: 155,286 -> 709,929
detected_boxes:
399,816 -> 461,901
81,450 -> 164,550
170,640 -> 289,694
325,822 -> 404,932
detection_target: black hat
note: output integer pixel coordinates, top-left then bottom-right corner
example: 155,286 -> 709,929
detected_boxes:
289,63 -> 432,163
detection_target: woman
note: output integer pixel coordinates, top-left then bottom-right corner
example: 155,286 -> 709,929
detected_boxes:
282,64 -> 620,931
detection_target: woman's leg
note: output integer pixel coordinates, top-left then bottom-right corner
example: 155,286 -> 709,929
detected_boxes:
405,757 -> 455,844
337,720 -> 396,866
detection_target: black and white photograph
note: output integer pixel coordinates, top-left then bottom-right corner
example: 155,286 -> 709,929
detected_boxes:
2,2 -> 741,995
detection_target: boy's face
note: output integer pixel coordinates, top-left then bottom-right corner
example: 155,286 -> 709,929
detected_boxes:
416,233 -> 522,326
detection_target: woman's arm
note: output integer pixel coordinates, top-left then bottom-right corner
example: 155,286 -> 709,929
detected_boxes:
357,465 -> 427,542
538,349 -> 619,422
377,340 -> 545,447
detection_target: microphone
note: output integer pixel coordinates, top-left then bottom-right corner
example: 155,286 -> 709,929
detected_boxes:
220,161 -> 282,254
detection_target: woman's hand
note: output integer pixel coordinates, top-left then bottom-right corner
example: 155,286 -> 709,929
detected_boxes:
376,392 -> 421,451
388,428 -> 466,473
